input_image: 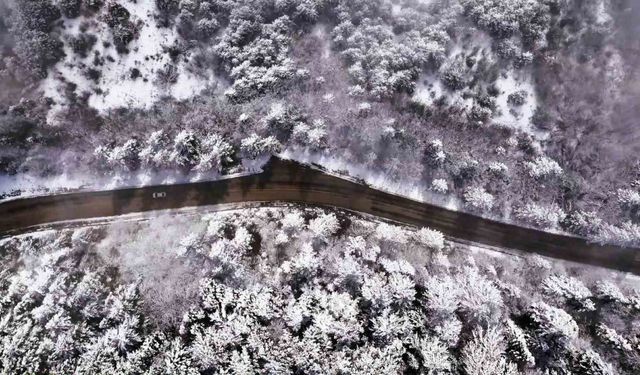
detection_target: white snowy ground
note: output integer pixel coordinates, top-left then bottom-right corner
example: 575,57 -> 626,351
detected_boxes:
411,32 -> 545,139
41,0 -> 216,121
492,70 -> 543,138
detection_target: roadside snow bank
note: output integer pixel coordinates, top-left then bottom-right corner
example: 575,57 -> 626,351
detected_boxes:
280,148 -> 461,211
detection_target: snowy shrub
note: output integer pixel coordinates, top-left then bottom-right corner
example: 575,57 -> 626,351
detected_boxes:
568,349 -> 614,375
595,324 -> 633,352
593,281 -> 628,304
524,156 -> 563,179
464,186 -> 495,211
514,202 -> 565,229
561,210 -> 603,237
425,139 -> 446,166
487,162 -> 509,177
507,90 -> 528,106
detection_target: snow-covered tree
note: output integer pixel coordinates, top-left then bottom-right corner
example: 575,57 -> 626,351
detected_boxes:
595,323 -> 633,353
528,301 -> 579,340
308,212 -> 340,239
542,275 -> 593,310
171,130 -> 201,170
376,222 -> 408,245
416,227 -> 445,251
412,335 -> 452,373
524,156 -> 563,179
281,211 -> 305,230
617,188 -> 640,219
464,186 -> 495,211
461,327 -> 518,375
561,210 -> 603,237
593,281 -> 629,304
458,267 -> 503,322
423,274 -> 460,316
194,134 -> 234,174
425,139 -> 446,166
433,317 -> 462,348
488,162 -> 509,178
139,130 -> 171,170
514,202 -> 565,229
241,134 -> 283,159
108,139 -> 141,172
289,242 -> 320,277
431,178 -> 448,193
292,119 -> 327,149
505,319 -> 535,367
569,349 -> 614,375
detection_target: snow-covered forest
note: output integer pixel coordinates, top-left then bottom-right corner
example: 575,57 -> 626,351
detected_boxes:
2,1 -> 640,373
0,205 -> 639,374
1,0 -> 639,246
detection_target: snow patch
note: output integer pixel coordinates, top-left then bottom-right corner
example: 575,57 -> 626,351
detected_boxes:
311,24 -> 332,60
492,70 -> 545,139
413,74 -> 445,107
41,1 -> 216,118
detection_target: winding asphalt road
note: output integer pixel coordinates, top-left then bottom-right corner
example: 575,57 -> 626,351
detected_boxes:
1,157 -> 639,274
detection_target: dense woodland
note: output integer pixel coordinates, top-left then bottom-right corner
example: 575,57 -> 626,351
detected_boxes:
0,206 -> 639,374
0,0 -> 639,245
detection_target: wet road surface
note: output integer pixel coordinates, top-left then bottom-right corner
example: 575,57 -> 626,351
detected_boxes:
1,157 -> 639,274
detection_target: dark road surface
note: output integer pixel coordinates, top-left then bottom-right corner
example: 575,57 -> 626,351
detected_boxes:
1,157 -> 639,274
